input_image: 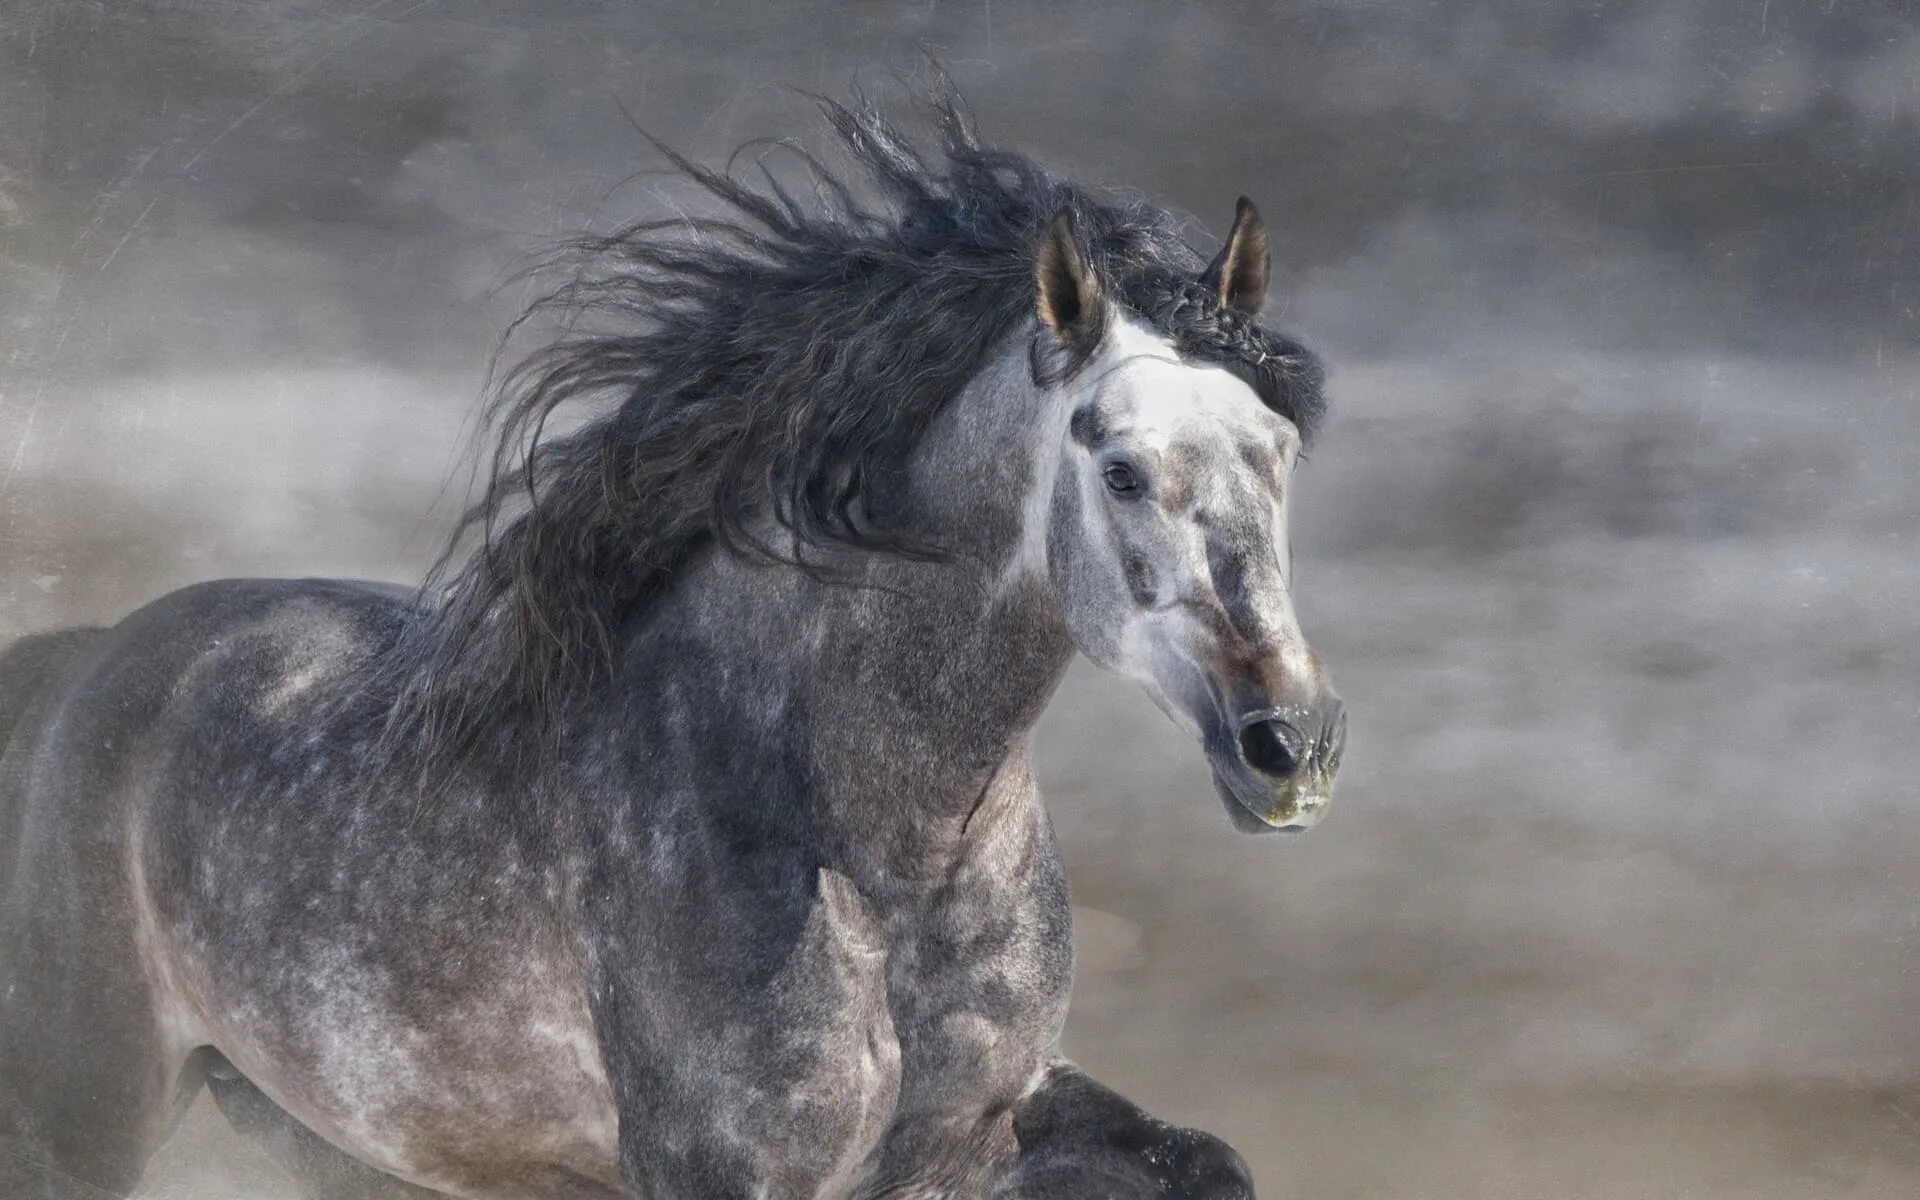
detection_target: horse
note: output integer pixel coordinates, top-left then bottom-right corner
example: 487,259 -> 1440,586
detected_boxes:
0,86 -> 1344,1200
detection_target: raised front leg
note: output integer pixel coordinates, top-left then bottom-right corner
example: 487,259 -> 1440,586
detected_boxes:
994,1062 -> 1255,1200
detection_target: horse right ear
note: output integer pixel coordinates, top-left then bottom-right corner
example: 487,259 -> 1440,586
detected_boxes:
1201,196 -> 1271,315
1034,209 -> 1100,346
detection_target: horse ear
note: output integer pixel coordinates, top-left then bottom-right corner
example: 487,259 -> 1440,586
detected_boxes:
1201,196 -> 1270,315
1035,208 -> 1100,344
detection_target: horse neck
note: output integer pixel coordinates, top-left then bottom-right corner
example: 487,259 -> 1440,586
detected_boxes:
607,333 -> 1077,870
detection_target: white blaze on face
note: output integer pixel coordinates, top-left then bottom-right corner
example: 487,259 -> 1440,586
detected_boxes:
1063,318 -> 1300,680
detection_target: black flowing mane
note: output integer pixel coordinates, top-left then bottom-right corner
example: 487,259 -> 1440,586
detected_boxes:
363,81 -> 1325,775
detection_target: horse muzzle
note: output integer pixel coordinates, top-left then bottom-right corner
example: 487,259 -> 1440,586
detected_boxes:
1208,699 -> 1346,835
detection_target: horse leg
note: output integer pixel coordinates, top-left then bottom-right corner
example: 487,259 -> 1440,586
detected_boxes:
203,1064 -> 449,1200
0,857 -> 200,1200
994,1060 -> 1256,1200
2,630 -> 194,1199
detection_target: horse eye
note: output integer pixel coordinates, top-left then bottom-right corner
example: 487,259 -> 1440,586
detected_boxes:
1102,462 -> 1141,497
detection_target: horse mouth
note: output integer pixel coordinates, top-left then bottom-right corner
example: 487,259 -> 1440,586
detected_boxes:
1209,765 -> 1332,836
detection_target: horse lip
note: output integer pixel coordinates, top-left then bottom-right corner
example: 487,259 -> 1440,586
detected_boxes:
1210,764 -> 1325,836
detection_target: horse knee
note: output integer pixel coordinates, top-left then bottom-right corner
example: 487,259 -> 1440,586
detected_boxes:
1149,1124 -> 1255,1200
1002,1062 -> 1256,1199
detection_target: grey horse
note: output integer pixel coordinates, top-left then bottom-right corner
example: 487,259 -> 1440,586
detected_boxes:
0,89 -> 1344,1199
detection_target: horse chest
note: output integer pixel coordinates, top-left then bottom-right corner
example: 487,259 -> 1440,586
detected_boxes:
560,782 -> 1072,1198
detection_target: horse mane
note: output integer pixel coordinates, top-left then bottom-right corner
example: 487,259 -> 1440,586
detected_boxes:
357,78 -> 1326,779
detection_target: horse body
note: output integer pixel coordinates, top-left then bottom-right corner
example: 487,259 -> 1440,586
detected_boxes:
2,91 -> 1342,1199
6,337 -> 1080,1198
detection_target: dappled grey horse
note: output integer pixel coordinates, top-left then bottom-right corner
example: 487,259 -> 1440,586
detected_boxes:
1,89 -> 1343,1199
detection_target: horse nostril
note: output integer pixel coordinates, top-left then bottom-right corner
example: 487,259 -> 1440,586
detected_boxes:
1237,717 -> 1303,780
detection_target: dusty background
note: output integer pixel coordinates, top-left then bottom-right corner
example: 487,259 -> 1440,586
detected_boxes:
3,1 -> 1917,1197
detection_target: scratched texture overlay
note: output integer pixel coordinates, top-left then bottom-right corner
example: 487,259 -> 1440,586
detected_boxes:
2,2 -> 1917,1197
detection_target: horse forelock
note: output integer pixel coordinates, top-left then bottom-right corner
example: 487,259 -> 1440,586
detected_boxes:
353,75 -> 1328,784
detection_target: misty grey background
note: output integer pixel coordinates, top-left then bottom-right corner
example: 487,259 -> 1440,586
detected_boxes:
3,2 -> 1917,1197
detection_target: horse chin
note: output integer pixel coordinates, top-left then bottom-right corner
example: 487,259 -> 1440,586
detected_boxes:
1208,764 -> 1328,837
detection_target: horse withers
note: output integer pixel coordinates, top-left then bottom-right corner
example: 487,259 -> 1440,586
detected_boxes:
0,89 -> 1343,1199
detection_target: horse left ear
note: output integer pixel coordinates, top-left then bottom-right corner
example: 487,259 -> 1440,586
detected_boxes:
1201,196 -> 1270,315
1035,208 -> 1101,345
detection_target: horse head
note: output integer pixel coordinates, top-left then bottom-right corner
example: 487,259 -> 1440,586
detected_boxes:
1026,199 -> 1346,833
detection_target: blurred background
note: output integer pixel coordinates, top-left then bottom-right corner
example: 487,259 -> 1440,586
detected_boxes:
2,2 -> 1916,1196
